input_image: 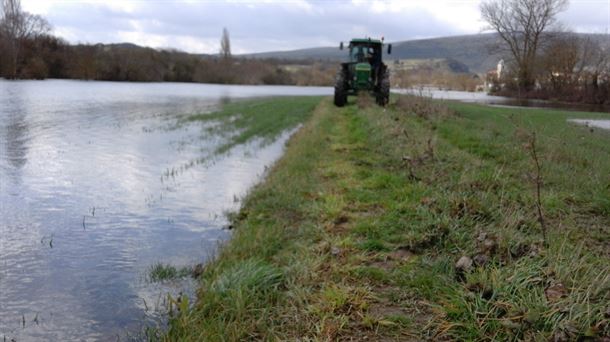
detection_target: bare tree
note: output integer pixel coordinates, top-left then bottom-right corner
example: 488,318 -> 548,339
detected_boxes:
540,33 -> 582,93
220,27 -> 231,61
480,0 -> 568,91
1,0 -> 50,78
580,39 -> 610,103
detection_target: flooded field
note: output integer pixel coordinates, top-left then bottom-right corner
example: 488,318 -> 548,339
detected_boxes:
395,87 -> 610,113
568,119 -> 610,130
0,80 -> 331,340
1,79 -> 605,340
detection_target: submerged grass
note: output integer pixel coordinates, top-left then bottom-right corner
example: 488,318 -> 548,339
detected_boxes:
163,95 -> 321,181
148,263 -> 193,282
187,96 -> 321,155
164,95 -> 609,341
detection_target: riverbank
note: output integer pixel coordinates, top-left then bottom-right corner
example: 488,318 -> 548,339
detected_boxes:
0,79 -> 334,340
166,95 -> 609,340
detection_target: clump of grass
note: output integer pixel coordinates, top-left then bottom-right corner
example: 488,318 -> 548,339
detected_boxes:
166,259 -> 284,339
148,263 -> 192,282
358,238 -> 390,252
209,258 -> 283,296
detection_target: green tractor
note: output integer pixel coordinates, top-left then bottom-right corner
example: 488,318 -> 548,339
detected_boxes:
334,38 -> 392,107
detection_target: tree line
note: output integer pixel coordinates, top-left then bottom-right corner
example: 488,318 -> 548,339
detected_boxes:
482,0 -> 610,104
0,0 -> 334,85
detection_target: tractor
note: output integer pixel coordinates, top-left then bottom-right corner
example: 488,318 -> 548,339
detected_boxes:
334,38 -> 392,107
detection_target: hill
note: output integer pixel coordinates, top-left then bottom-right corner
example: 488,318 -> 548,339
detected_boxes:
241,33 -> 609,74
389,58 -> 472,74
80,33 -> 607,75
241,34 -> 503,73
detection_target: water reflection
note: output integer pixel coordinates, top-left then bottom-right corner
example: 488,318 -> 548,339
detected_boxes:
3,83 -> 29,173
0,80 -> 330,340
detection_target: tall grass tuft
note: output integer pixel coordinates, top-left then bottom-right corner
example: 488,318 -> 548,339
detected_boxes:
148,263 -> 192,282
167,259 -> 284,340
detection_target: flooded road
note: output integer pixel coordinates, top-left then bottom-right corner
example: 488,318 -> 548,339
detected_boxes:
0,80 -> 331,340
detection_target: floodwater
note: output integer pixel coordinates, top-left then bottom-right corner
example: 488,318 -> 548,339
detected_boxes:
395,87 -> 610,113
568,119 -> 610,131
0,79 -> 331,340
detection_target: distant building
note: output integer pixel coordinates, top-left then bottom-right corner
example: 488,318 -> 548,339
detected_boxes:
497,59 -> 505,79
485,60 -> 507,92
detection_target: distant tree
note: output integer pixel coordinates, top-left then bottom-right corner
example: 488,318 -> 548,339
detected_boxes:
69,44 -> 98,80
220,27 -> 231,61
577,39 -> 610,103
480,0 -> 568,91
539,33 -> 584,94
31,35 -> 68,78
0,0 -> 51,78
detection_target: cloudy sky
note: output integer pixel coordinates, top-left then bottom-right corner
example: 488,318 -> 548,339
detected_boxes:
21,0 -> 610,54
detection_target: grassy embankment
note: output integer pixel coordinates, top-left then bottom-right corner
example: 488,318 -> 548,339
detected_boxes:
164,95 -> 609,341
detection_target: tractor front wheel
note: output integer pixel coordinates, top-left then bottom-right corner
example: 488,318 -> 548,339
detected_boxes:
334,71 -> 348,107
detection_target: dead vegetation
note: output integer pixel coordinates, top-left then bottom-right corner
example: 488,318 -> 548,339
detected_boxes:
393,68 -> 481,92
394,93 -> 456,120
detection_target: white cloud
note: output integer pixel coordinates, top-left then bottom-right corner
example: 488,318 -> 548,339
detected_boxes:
19,0 -> 610,54
21,0 -> 52,15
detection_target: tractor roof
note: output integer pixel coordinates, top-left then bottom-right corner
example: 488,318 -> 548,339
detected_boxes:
350,38 -> 383,45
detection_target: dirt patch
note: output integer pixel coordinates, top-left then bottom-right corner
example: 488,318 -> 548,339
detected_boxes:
368,302 -> 406,318
369,260 -> 394,271
389,248 -> 413,262
328,215 -> 351,234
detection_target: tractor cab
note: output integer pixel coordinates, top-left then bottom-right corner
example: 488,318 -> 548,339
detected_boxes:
348,40 -> 382,66
334,38 -> 392,107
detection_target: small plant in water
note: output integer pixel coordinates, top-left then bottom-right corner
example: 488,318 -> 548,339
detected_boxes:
148,263 -> 192,282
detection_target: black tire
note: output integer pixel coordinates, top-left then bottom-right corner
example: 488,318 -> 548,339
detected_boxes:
334,71 -> 348,107
376,71 -> 390,106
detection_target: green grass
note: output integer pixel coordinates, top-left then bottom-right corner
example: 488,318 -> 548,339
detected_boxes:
164,95 -> 609,341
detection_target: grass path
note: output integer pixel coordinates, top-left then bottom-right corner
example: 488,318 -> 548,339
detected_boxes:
164,96 -> 609,341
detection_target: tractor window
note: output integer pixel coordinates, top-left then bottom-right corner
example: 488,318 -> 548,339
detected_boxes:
350,44 -> 380,63
370,46 -> 380,65
350,46 -> 366,63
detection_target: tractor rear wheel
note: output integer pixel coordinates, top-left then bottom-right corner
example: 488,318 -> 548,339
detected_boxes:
334,71 -> 348,107
376,71 -> 390,106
